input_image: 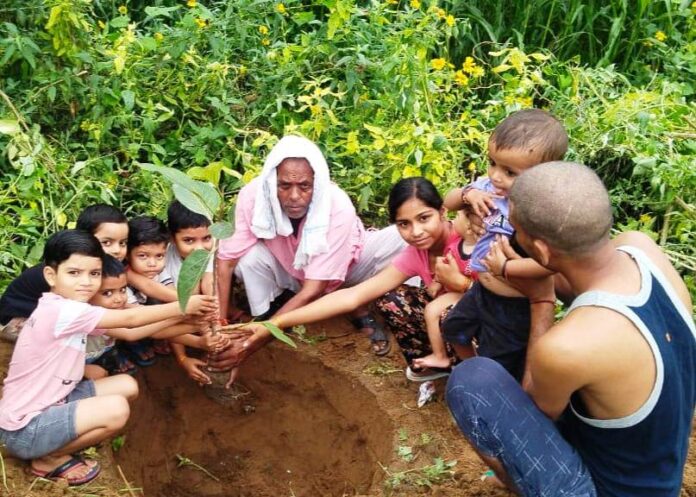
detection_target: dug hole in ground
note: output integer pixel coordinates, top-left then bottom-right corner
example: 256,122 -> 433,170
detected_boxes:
1,317 -> 695,497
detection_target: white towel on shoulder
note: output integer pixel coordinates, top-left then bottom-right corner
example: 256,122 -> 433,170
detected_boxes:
250,135 -> 332,270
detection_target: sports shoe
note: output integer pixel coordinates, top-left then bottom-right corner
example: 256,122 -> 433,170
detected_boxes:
405,365 -> 450,382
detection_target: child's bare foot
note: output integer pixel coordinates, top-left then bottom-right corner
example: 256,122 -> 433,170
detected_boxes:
413,353 -> 451,370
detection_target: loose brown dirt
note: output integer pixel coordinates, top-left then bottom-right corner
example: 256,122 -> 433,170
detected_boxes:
0,317 -> 695,496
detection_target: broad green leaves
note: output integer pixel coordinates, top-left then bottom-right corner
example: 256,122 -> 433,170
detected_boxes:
0,120 -> 20,135
209,221 -> 234,239
261,322 -> 297,348
176,249 -> 211,313
138,162 -> 221,220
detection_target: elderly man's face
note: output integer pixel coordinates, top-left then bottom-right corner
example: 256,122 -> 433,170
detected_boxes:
277,158 -> 314,219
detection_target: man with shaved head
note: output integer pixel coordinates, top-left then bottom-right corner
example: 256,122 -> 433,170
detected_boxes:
446,162 -> 695,496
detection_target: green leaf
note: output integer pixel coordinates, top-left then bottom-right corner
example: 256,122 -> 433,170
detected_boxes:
187,161 -> 223,185
293,12 -> 315,25
209,221 -> 234,239
176,249 -> 211,313
0,120 -> 20,135
111,435 -> 126,452
261,322 -> 297,348
110,16 -> 129,28
122,90 -> 135,111
144,6 -> 180,18
138,162 -> 221,215
173,184 -> 214,220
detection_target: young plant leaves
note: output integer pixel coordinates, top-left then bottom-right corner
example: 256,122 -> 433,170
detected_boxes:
209,221 -> 234,239
173,183 -> 214,220
177,249 -> 211,313
138,162 -> 221,215
261,321 -> 297,348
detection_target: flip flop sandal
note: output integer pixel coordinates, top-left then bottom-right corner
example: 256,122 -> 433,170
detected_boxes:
349,314 -> 392,356
95,348 -> 138,376
121,341 -> 156,367
152,339 -> 171,356
31,456 -> 101,486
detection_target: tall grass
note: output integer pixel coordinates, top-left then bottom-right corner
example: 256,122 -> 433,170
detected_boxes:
443,0 -> 688,71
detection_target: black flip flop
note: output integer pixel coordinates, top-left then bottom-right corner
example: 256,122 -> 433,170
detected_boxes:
349,314 -> 392,356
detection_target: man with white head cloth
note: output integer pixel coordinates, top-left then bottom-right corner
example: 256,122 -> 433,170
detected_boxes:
215,135 -> 406,369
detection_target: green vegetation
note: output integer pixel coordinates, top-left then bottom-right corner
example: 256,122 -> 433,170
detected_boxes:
1,0 -> 694,302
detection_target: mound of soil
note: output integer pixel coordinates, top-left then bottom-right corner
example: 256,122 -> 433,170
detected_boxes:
0,317 -> 694,497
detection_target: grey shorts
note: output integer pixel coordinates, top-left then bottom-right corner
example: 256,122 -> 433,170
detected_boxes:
0,380 -> 96,460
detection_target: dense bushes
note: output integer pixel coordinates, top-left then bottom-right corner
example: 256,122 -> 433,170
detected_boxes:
0,0 -> 694,301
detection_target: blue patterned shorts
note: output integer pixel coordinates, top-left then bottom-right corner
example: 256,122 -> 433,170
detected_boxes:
446,358 -> 597,497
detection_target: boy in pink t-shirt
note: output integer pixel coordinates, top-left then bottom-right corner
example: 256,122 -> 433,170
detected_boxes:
0,230 -> 217,486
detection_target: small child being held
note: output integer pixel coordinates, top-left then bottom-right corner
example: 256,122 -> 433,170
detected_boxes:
441,109 -> 568,381
412,210 -> 478,370
0,230 -> 217,486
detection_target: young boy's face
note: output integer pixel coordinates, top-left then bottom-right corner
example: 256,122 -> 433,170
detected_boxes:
43,254 -> 103,303
172,227 -> 213,259
90,274 -> 128,309
128,242 -> 167,279
93,222 -> 129,262
487,141 -> 543,197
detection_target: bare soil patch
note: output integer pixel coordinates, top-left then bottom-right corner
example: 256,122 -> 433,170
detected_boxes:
0,317 -> 694,496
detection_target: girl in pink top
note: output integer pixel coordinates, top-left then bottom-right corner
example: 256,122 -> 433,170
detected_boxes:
411,210 -> 478,370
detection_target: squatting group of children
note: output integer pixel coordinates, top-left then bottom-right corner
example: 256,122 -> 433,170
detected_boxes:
0,108 -> 570,486
0,200 -> 225,483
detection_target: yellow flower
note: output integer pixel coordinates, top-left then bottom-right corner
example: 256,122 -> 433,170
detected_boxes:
187,0 -> 197,7
435,8 -> 446,18
445,15 -> 455,27
462,56 -> 477,74
518,96 -> 533,107
639,213 -> 653,224
261,37 -> 270,46
468,162 -> 476,172
410,0 -> 421,9
195,17 -> 207,28
98,20 -> 106,29
259,25 -> 269,35
430,58 -> 446,70
154,32 -> 164,41
118,5 -> 127,15
470,65 -> 484,78
454,70 -> 469,86
276,3 -> 287,14
654,30 -> 667,42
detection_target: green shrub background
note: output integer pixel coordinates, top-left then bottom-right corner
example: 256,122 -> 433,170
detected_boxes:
1,0 -> 694,304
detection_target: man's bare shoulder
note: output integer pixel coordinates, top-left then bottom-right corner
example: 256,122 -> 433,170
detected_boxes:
533,306 -> 642,381
612,231 -> 692,309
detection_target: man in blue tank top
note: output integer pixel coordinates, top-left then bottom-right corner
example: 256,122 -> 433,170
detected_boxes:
446,161 -> 695,497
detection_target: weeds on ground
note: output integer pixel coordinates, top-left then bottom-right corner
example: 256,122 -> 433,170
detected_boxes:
111,435 -> 126,453
363,362 -> 402,376
176,454 -> 220,482
381,457 -> 458,492
292,325 -> 327,346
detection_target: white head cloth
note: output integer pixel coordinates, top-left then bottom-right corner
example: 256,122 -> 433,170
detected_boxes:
250,135 -> 332,270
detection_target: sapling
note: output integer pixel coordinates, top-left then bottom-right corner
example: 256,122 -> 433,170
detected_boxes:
138,162 -> 295,395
